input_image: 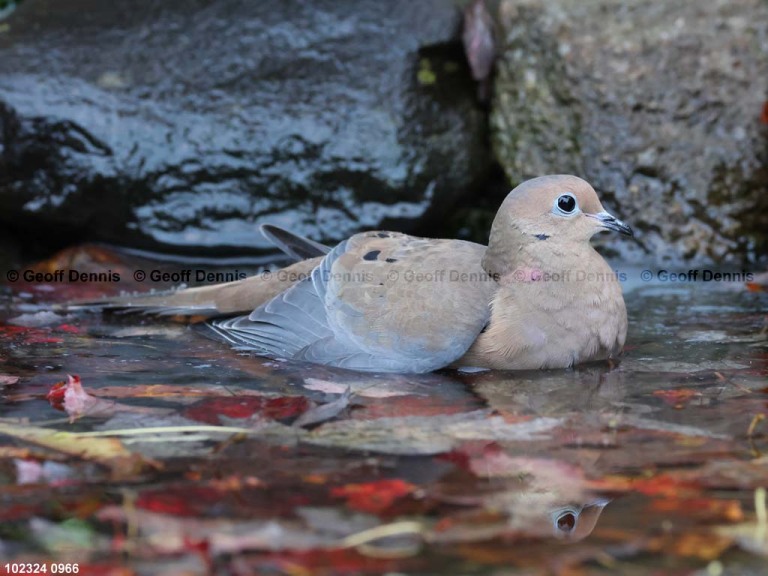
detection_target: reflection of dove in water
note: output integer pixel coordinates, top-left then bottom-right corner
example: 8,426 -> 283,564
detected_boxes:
474,454 -> 612,542
74,175 -> 633,374
550,499 -> 611,541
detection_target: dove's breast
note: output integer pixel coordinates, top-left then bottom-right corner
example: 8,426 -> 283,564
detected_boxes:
459,252 -> 627,370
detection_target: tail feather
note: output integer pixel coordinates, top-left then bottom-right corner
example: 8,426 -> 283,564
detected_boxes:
259,224 -> 331,261
61,224 -> 330,318
62,257 -> 323,317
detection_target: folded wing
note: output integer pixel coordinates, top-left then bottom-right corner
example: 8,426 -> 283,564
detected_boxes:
210,232 -> 495,373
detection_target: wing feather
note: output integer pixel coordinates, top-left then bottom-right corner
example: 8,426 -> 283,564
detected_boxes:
210,232 -> 495,373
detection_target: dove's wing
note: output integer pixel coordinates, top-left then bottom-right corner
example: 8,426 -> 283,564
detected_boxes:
210,231 -> 496,373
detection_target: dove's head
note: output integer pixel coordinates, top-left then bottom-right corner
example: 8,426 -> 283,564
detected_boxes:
483,174 -> 632,275
495,174 -> 633,244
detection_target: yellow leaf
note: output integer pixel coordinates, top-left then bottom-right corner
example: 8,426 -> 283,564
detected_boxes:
0,422 -> 149,478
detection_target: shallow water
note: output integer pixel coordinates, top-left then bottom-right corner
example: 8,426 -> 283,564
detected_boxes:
0,257 -> 767,574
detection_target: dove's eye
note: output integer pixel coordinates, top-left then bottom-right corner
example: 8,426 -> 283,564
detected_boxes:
554,193 -> 578,215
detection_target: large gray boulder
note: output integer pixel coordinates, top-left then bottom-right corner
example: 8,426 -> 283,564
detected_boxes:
492,0 -> 768,263
0,0 -> 489,257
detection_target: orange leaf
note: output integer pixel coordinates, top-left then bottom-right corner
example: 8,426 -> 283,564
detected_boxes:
650,532 -> 733,561
651,498 -> 743,522
653,388 -> 701,408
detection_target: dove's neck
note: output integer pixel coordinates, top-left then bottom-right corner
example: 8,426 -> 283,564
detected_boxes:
483,235 -> 602,280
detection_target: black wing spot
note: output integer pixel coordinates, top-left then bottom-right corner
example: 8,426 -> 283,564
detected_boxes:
534,233 -> 550,241
385,258 -> 397,263
363,250 -> 381,261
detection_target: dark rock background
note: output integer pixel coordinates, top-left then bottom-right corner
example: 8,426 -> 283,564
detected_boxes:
1,0 -> 766,265
491,0 -> 768,264
0,0 -> 490,260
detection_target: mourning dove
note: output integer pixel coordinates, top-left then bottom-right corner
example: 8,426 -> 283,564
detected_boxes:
81,175 -> 633,373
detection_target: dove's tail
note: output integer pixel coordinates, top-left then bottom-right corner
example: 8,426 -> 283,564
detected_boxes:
60,226 -> 330,318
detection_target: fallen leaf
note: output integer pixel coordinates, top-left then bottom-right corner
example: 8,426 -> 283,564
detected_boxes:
652,388 -> 702,408
14,459 -> 76,486
96,506 -> 337,554
0,422 -> 148,479
89,384 -> 268,399
717,487 -> 768,556
233,548 -> 401,574
611,414 -> 730,440
356,393 -> 477,419
331,479 -> 416,514
307,411 -> 562,455
0,374 -> 19,386
304,377 -> 416,398
30,517 -> 103,555
184,396 -> 311,425
647,531 -> 733,561
47,374 -> 172,422
293,388 -> 352,428
590,473 -> 703,498
136,486 -> 248,516
650,497 -> 743,523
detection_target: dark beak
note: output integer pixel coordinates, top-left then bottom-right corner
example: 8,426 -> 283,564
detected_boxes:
589,211 -> 634,237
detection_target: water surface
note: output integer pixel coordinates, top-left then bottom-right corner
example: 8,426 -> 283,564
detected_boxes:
1,257 -> 766,574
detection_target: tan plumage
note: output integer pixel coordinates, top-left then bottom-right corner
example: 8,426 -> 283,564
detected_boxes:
76,175 -> 633,373
460,175 -> 629,369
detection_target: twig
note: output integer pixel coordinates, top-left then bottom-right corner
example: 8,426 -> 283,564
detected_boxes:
747,414 -> 766,438
341,520 -> 425,558
69,425 -> 259,438
755,487 -> 766,545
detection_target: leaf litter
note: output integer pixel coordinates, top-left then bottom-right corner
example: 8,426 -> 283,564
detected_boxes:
1,260 -> 768,573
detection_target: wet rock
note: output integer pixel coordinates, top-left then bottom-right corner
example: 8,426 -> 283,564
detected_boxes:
0,0 -> 489,256
492,0 -> 768,264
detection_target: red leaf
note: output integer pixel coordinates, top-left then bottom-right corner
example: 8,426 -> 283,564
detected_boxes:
761,101 -> 768,125
56,323 -> 82,334
46,374 -> 170,422
0,325 -> 63,345
46,375 -> 73,409
331,478 -> 415,514
137,487 -> 228,516
183,396 -> 311,425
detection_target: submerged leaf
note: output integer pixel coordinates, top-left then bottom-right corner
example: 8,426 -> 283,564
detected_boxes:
307,412 -> 562,455
331,479 -> 416,514
184,395 -> 311,425
47,374 -> 172,422
293,388 -> 352,428
0,421 -> 148,479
